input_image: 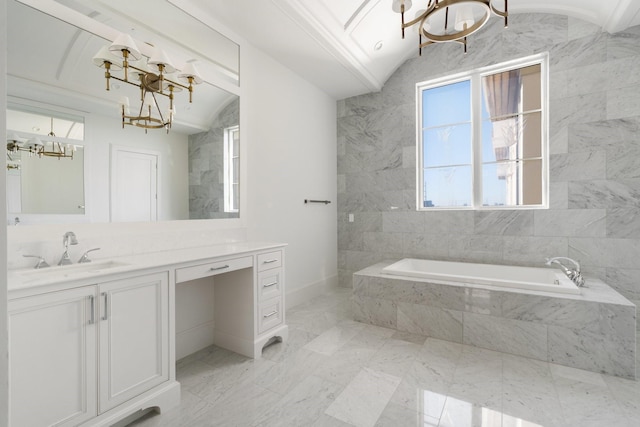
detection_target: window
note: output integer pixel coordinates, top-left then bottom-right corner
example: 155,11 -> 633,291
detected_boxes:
223,125 -> 239,213
417,54 -> 548,210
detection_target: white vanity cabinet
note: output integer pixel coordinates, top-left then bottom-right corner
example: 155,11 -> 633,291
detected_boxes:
9,286 -> 98,427
98,272 -> 170,413
8,242 -> 287,427
8,271 -> 171,427
177,248 -> 288,359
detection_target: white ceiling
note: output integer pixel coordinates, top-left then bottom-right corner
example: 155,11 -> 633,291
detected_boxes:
195,0 -> 640,99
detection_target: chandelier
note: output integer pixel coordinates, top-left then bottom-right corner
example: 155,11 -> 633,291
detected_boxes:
6,117 -> 75,160
392,0 -> 508,54
93,33 -> 203,133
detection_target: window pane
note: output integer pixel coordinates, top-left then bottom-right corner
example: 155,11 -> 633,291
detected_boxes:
482,112 -> 542,162
481,64 -> 541,121
424,123 -> 472,167
424,166 -> 472,207
482,160 -> 543,207
423,80 -> 471,128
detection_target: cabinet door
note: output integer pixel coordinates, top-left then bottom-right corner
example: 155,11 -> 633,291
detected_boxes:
9,286 -> 97,427
98,272 -> 169,412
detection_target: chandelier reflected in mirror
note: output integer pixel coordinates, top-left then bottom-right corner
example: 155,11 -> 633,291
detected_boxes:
6,116 -> 75,162
93,33 -> 203,133
392,0 -> 508,54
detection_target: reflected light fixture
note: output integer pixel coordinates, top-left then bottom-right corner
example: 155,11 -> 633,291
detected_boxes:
392,0 -> 508,54
6,117 -> 75,160
93,33 -> 203,133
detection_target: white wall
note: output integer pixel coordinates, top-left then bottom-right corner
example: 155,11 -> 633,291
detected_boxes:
242,45 -> 338,303
1,0 -> 9,423
86,113 -> 189,223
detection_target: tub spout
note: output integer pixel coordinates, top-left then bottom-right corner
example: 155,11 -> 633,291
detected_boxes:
545,257 -> 585,287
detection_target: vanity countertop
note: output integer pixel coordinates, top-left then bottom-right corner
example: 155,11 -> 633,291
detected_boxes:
8,241 -> 287,298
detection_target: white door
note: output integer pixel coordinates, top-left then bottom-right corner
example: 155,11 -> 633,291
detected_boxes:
111,147 -> 158,222
9,287 -> 98,427
98,272 -> 170,413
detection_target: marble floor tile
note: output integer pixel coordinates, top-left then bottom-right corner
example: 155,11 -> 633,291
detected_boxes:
303,320 -> 365,356
254,347 -> 329,395
603,374 -> 640,420
313,343 -> 377,386
312,414 -> 355,427
191,382 -> 280,427
374,402 -> 432,427
366,338 -> 421,377
261,327 -> 318,363
257,375 -> 344,427
128,288 -> 640,427
325,367 -> 401,427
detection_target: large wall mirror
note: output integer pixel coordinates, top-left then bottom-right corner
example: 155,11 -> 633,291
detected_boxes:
6,0 -> 240,225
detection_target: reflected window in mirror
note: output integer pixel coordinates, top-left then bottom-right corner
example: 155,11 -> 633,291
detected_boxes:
6,106 -> 85,216
224,125 -> 239,214
188,97 -> 239,220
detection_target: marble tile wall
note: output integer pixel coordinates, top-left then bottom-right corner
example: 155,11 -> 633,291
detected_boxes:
337,14 -> 640,324
188,98 -> 239,219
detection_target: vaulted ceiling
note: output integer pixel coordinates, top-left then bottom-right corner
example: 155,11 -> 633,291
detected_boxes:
196,0 -> 640,99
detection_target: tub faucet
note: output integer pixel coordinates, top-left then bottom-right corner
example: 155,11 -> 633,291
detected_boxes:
545,257 -> 585,287
58,231 -> 78,266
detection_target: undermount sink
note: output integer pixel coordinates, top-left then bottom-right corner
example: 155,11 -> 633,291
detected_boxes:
19,260 -> 131,280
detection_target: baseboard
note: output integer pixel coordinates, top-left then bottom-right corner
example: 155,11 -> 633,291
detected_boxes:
286,275 -> 339,308
176,320 -> 215,360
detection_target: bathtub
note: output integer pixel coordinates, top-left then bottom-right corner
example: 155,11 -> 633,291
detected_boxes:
381,258 -> 580,295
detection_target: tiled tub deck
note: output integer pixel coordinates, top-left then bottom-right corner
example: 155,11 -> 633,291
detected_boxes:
353,262 -> 637,379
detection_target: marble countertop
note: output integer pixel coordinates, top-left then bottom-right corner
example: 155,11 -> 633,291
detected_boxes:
8,241 -> 286,297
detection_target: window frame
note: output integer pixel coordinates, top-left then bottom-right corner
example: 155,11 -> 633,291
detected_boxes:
416,53 -> 549,211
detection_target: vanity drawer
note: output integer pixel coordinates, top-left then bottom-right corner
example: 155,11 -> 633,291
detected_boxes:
175,256 -> 253,283
257,250 -> 282,272
258,269 -> 282,301
258,297 -> 283,334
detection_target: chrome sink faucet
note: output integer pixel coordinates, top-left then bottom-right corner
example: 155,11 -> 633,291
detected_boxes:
58,231 -> 79,266
545,256 -> 585,287
78,248 -> 101,263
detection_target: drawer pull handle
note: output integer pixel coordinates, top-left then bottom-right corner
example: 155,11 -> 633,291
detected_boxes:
263,281 -> 278,288
263,259 -> 278,264
210,265 -> 230,271
263,310 -> 279,318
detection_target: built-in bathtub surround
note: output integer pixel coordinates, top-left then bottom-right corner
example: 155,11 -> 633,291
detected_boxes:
354,262 -> 636,378
189,98 -> 239,219
336,14 -> 640,320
